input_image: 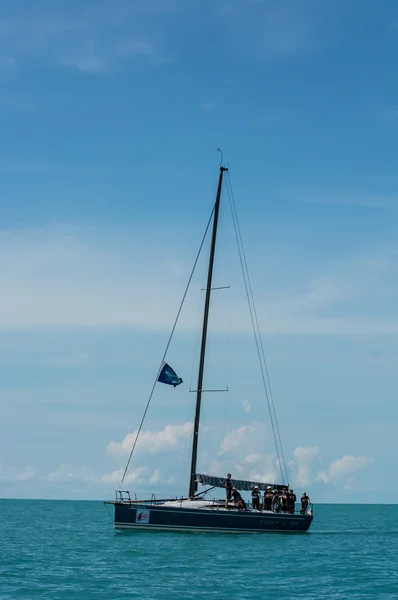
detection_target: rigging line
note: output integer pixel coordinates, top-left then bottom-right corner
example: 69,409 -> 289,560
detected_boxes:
120,206 -> 216,487
226,172 -> 288,482
225,177 -> 282,481
230,200 -> 289,486
225,175 -> 286,484
226,172 -> 289,483
227,185 -> 285,484
220,277 -> 231,472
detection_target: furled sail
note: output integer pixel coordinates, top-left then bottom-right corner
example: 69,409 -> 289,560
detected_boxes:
157,363 -> 183,387
196,473 -> 288,492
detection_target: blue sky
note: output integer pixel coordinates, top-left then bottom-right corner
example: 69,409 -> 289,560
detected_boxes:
0,0 -> 397,502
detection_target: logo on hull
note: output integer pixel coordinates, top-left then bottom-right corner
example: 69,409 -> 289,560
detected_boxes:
260,520 -> 282,526
135,510 -> 150,524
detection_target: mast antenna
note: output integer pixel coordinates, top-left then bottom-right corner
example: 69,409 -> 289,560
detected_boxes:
217,147 -> 224,168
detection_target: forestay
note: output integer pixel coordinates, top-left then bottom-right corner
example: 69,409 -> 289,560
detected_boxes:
196,474 -> 288,492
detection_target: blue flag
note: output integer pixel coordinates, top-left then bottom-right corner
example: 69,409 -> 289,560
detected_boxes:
158,363 -> 183,388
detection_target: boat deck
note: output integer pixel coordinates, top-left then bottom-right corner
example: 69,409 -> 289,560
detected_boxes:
104,496 -> 312,517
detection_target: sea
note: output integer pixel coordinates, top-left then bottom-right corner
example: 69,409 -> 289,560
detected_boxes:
1,500 -> 397,599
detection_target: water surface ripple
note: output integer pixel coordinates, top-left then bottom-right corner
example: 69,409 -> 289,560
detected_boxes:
1,501 -> 397,599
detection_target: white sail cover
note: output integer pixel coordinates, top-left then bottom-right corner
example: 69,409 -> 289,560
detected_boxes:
196,473 -> 288,492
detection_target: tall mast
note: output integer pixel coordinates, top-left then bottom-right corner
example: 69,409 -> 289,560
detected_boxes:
188,166 -> 228,498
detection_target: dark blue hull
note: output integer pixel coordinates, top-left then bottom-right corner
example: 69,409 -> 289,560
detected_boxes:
112,503 -> 313,533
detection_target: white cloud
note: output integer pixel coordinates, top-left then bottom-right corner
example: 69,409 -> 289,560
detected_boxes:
61,54 -> 108,74
317,455 -> 370,484
329,455 -> 369,478
0,461 -> 36,481
267,252 -> 398,335
43,463 -> 96,483
212,422 -> 281,483
288,446 -> 321,487
219,423 -> 267,455
101,466 -> 151,485
198,103 -> 216,111
243,453 -> 263,464
107,422 -> 193,457
0,227 -> 191,331
241,453 -> 279,483
104,422 -> 373,496
0,437 -> 375,500
1,226 -> 398,336
15,467 -> 37,481
242,400 -> 251,413
293,446 -> 321,461
22,462 -> 164,488
149,469 -> 161,485
0,0 -> 337,73
0,1 -> 169,73
288,449 -> 371,489
203,457 -> 224,476
215,0 -> 330,60
0,460 -> 163,489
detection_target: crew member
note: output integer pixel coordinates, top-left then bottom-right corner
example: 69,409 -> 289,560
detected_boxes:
263,486 -> 274,511
271,490 -> 280,512
279,490 -> 288,513
251,485 -> 260,510
288,489 -> 297,514
300,492 -> 310,514
225,473 -> 233,509
232,488 -> 246,511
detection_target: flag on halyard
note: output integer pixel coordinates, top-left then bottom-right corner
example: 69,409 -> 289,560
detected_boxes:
157,363 -> 183,387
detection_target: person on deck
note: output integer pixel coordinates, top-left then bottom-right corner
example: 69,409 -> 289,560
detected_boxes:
288,489 -> 297,514
251,485 -> 261,510
272,489 -> 284,513
263,486 -> 274,511
279,490 -> 288,513
232,488 -> 247,511
225,473 -> 233,509
300,492 -> 310,514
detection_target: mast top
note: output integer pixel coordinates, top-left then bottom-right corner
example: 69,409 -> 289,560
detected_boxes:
217,147 -> 228,172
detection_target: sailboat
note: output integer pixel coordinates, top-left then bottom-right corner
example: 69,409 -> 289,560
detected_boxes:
105,163 -> 313,533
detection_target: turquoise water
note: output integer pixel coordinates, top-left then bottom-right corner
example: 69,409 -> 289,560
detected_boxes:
1,501 -> 397,599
